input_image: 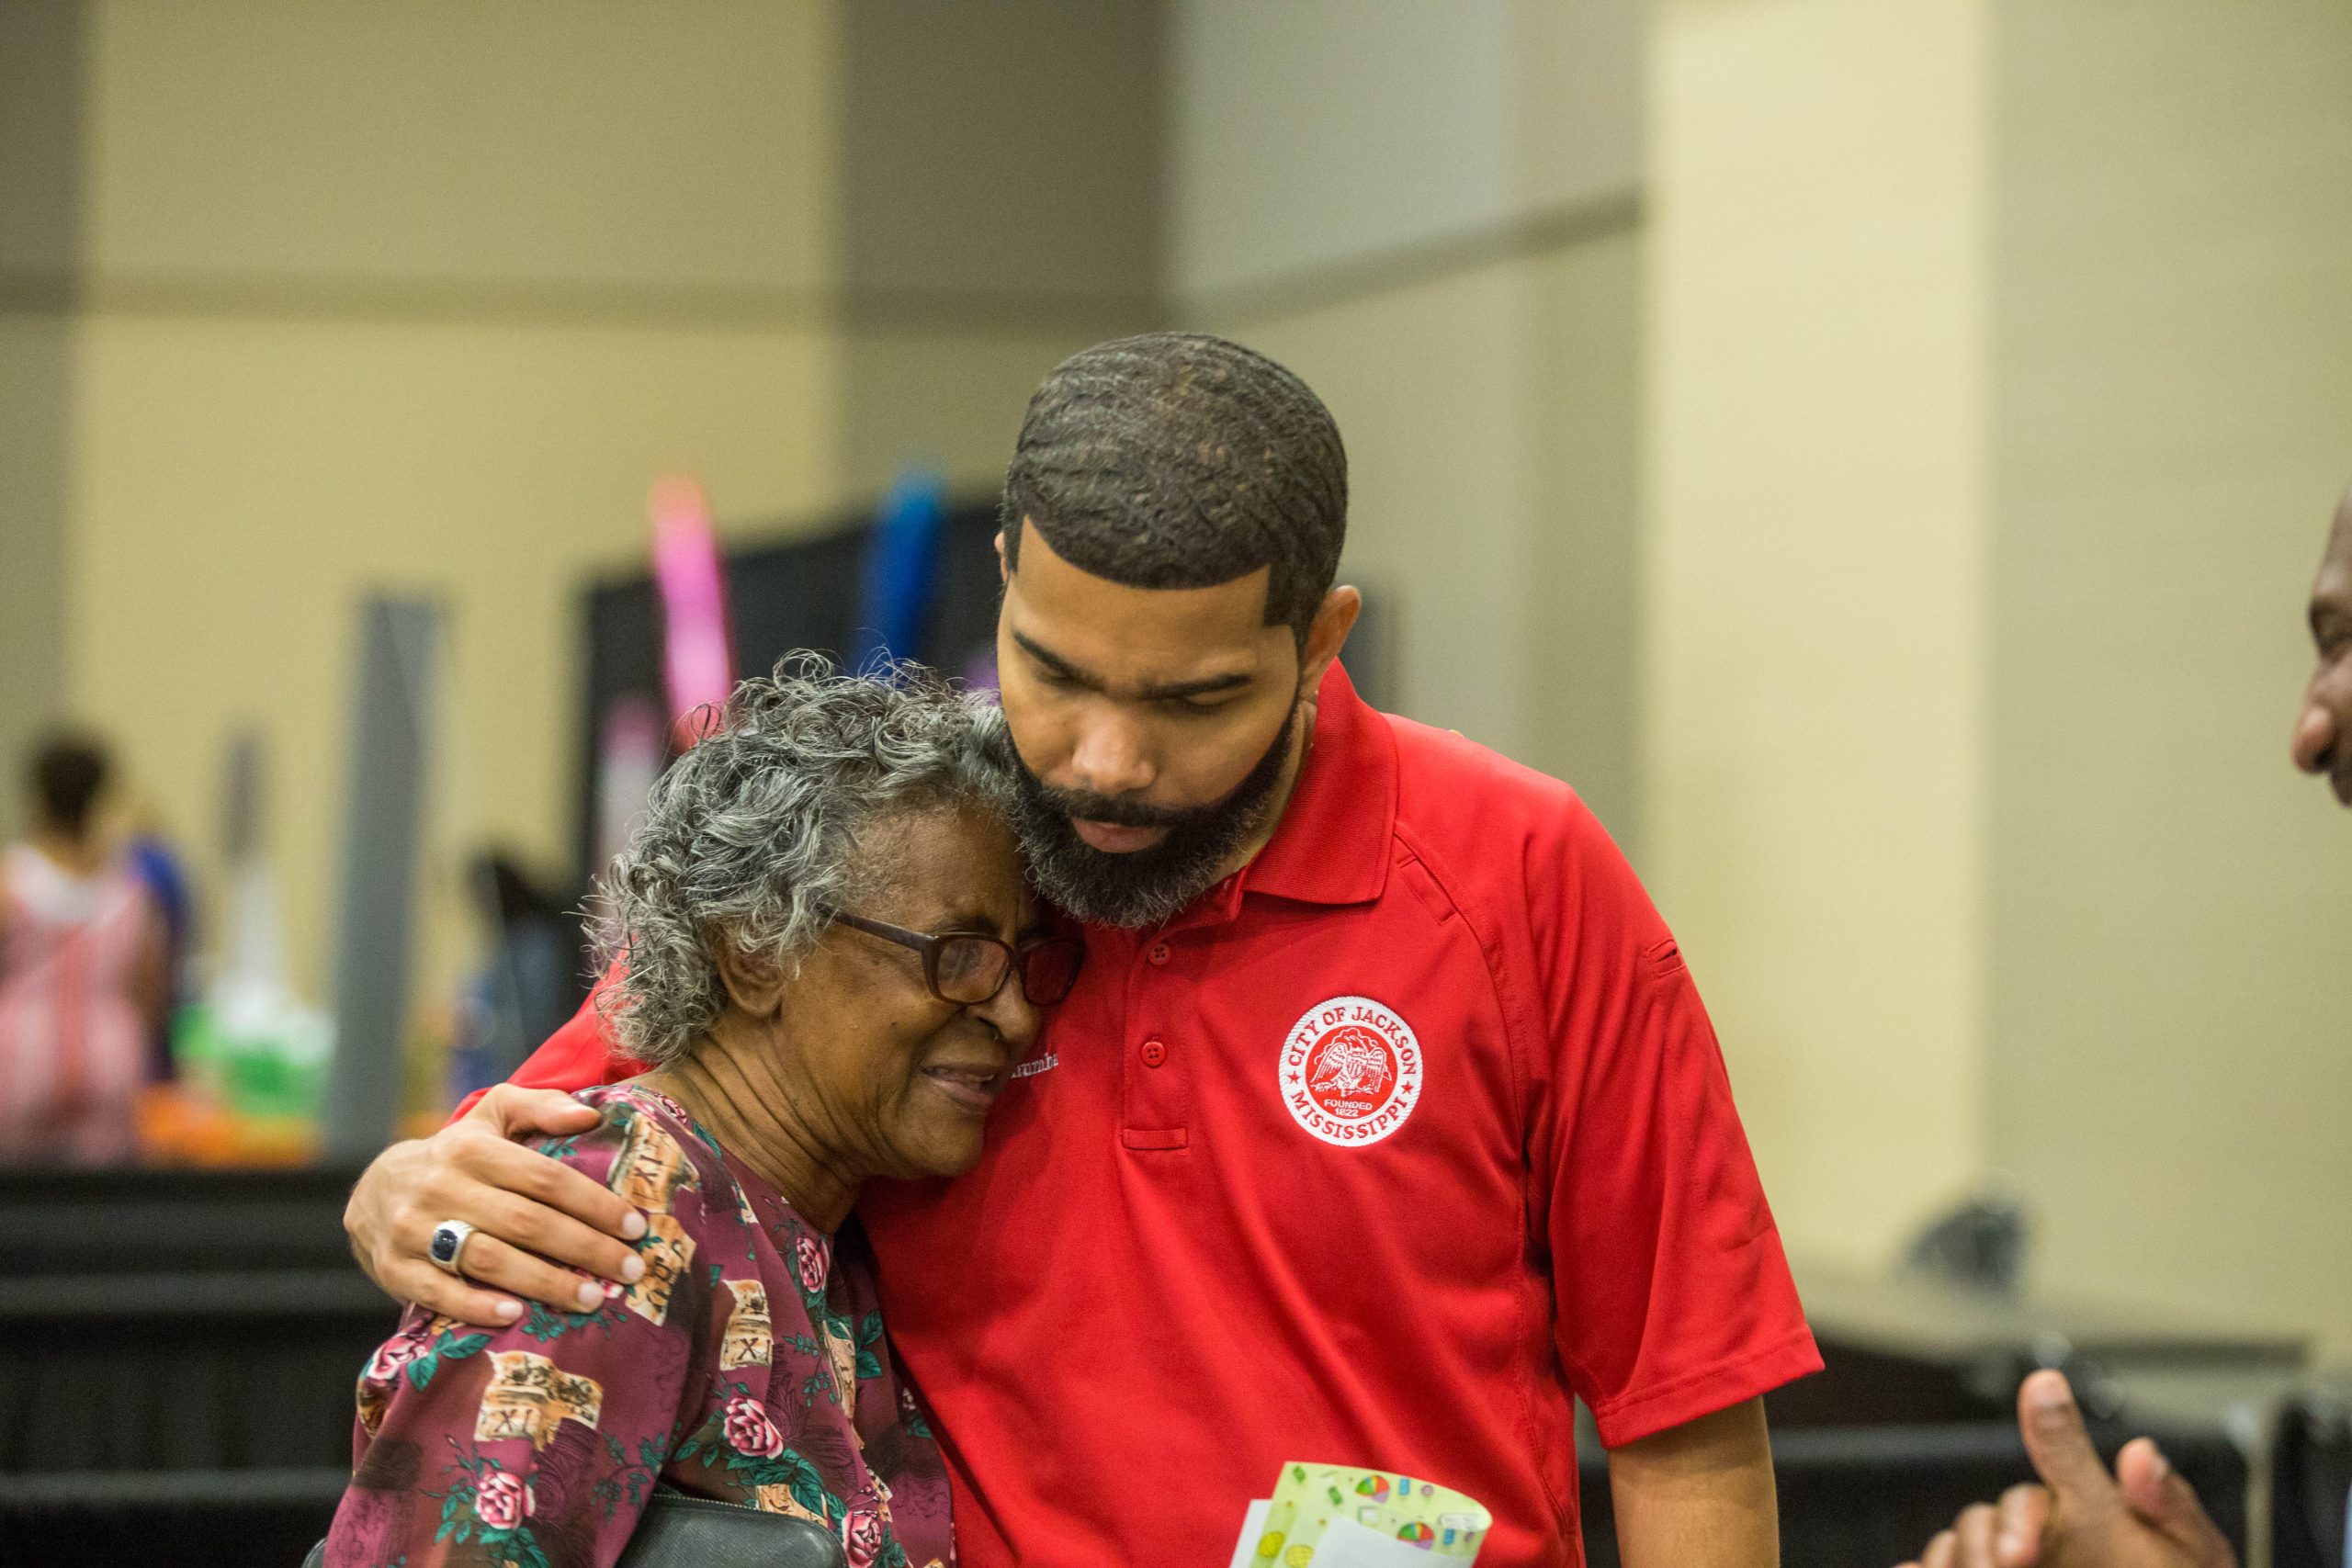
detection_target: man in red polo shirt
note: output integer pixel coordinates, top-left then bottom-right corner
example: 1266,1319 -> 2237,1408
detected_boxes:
345,333 -> 1821,1564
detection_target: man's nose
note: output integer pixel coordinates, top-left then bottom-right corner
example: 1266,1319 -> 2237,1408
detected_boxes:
2291,693 -> 2335,773
1066,711 -> 1156,798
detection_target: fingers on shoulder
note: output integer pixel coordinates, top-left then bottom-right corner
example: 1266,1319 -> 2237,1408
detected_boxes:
483,1134 -> 638,1227
385,1259 -> 523,1331
456,1234 -> 607,1315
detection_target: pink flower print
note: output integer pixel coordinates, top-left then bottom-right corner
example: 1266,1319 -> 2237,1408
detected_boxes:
723,1395 -> 785,1458
794,1234 -> 828,1296
843,1508 -> 885,1567
366,1330 -> 429,1384
474,1470 -> 527,1530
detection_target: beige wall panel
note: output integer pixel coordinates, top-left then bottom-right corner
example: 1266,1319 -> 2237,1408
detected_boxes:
1199,263 -> 1541,761
1511,0 -> 1645,219
840,1 -> 1160,306
1169,0 -> 1521,296
839,331 -> 1102,507
67,314 -> 845,1003
0,1 -> 86,838
1987,3 -> 2352,1351
1646,0 -> 1991,1267
0,315 -> 75,840
1526,224 -> 1644,847
84,0 -> 837,295
1170,0 -> 1641,302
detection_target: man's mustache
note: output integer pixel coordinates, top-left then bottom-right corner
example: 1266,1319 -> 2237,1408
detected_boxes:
1022,779 -> 1231,833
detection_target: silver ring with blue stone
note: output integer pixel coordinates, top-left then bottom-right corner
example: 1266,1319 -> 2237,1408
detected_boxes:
427,1219 -> 479,1278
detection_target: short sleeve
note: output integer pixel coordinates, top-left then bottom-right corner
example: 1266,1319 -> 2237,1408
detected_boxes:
1523,806 -> 1821,1449
325,1103 -> 702,1568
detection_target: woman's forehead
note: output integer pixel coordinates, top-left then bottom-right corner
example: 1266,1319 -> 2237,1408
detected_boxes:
854,807 -> 1026,920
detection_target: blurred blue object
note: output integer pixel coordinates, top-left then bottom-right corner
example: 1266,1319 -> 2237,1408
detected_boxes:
848,469 -> 946,676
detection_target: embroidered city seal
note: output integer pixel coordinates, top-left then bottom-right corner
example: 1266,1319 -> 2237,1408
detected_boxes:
1278,995 -> 1423,1146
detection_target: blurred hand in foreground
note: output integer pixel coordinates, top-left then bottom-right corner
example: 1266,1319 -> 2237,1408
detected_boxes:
1894,1371 -> 2236,1568
343,1082 -> 648,1327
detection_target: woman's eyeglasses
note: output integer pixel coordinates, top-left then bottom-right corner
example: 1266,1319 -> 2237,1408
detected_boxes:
825,909 -> 1084,1008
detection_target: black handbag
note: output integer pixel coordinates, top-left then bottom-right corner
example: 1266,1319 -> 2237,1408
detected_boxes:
304,1485 -> 846,1568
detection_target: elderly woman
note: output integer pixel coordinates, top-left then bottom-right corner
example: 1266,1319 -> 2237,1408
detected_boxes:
325,669 -> 1079,1568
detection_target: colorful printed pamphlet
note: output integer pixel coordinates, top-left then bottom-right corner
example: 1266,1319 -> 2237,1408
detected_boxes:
1229,1462 -> 1490,1567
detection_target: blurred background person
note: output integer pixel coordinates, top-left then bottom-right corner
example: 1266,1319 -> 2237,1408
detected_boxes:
0,732 -> 168,1164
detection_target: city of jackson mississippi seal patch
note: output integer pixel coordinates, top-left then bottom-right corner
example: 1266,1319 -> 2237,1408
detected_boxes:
1278,995 -> 1424,1146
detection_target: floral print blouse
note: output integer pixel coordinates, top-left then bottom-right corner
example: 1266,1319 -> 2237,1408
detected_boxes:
326,1084 -> 953,1568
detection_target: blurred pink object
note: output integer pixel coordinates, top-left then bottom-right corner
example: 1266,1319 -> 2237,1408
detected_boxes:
649,476 -> 735,749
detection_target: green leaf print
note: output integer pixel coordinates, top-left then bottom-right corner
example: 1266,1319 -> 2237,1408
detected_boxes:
727,1448 -> 841,1525
477,1525 -> 553,1568
519,1297 -> 628,1343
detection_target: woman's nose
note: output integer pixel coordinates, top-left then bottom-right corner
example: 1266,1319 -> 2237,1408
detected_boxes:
978,972 -> 1041,1050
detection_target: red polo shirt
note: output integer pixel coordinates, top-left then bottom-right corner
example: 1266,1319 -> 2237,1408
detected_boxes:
482,663 -> 1818,1566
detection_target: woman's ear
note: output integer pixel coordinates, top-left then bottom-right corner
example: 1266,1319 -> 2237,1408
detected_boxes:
713,940 -> 789,1019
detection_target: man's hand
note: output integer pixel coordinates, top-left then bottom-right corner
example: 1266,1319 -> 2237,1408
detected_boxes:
344,1084 -> 650,1327
1894,1371 -> 2236,1568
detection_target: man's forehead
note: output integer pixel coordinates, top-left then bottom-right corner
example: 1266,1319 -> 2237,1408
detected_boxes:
1004,520 -> 1283,673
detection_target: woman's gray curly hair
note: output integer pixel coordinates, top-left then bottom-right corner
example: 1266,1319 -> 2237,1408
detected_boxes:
594,658 -> 1016,1066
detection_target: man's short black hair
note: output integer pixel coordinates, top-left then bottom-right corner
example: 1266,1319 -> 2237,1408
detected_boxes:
30,732 -> 109,837
1001,332 -> 1348,643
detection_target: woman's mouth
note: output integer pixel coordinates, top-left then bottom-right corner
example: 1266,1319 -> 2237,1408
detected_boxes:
922,1064 -> 1008,1113
1071,818 -> 1170,853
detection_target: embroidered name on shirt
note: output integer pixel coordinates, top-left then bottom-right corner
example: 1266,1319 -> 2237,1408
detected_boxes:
1278,996 -> 1422,1146
1010,1051 -> 1059,1079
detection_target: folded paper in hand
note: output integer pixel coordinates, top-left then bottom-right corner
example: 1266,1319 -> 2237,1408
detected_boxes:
1228,1462 -> 1490,1567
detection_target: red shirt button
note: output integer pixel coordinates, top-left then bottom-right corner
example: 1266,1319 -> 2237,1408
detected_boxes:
1148,942 -> 1171,965
1139,1038 -> 1167,1067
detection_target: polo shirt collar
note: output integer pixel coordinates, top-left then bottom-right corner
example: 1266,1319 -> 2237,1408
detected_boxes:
1235,659 -> 1396,908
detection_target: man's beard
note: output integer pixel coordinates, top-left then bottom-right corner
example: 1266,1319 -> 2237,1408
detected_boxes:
1009,700 -> 1299,929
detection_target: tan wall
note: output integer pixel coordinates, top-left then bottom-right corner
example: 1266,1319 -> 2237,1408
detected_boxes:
1986,1 -> 2352,1352
0,1 -> 85,840
53,1 -> 848,1007
1170,0 -> 1647,843
69,315 -> 848,1000
1649,0 -> 2352,1360
43,0 -> 1148,1016
1645,0 -> 1993,1267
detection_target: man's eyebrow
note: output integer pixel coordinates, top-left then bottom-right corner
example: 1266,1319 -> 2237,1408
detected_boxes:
1136,670 -> 1254,701
1011,629 -> 1254,701
1011,630 -> 1091,684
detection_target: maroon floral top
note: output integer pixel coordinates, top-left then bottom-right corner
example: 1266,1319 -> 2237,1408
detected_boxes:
326,1084 -> 954,1568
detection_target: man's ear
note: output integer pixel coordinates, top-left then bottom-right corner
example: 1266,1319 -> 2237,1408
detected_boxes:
713,940 -> 789,1019
1299,585 -> 1363,693
994,528 -> 1010,585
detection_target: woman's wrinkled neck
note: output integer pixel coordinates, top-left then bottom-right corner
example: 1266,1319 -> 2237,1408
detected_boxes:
642,1010 -> 862,1235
